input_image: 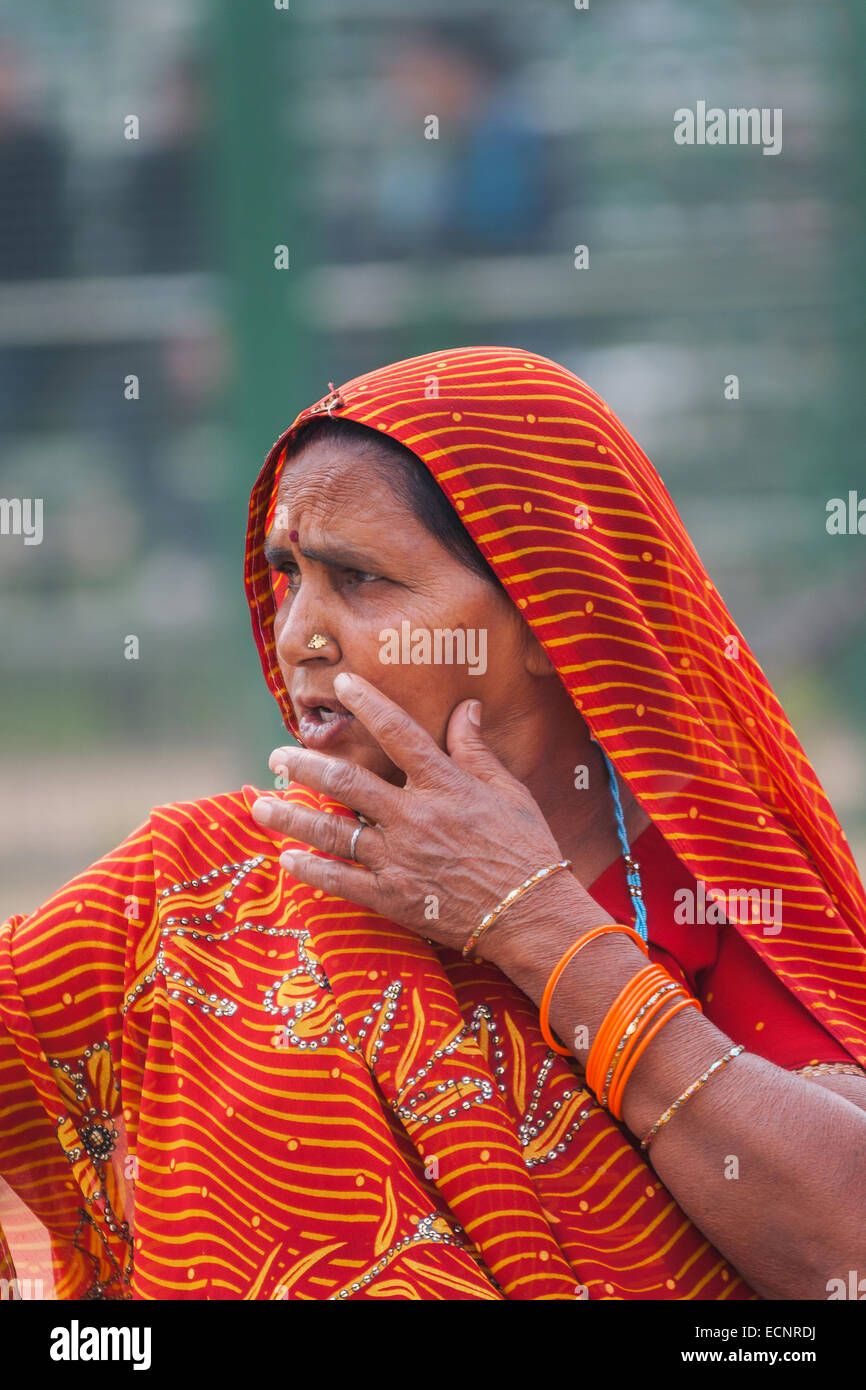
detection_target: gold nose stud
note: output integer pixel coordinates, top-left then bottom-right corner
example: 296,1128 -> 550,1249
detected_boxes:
306,633 -> 328,649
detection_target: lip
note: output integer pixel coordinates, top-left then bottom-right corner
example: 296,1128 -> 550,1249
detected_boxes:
293,694 -> 355,751
294,693 -> 352,717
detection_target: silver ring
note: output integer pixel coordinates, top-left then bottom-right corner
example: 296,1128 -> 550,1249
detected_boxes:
349,823 -> 363,862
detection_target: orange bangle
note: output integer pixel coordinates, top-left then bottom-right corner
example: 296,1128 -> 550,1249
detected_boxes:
591,966 -> 668,1060
605,986 -> 690,1117
589,974 -> 684,1104
608,996 -> 701,1120
539,923 -> 648,1056
588,965 -> 669,1066
585,966 -> 671,1097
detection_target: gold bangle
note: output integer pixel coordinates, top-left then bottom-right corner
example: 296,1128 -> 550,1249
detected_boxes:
461,859 -> 572,959
639,1044 -> 745,1151
796,1062 -> 866,1079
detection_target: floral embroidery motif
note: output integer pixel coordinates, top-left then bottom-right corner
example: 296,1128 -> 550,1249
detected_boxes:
48,1041 -> 133,1299
78,1113 -> 117,1165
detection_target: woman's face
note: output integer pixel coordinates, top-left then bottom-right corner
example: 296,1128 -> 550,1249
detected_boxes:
265,436 -> 550,787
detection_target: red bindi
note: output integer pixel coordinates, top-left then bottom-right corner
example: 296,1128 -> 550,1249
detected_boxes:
289,529 -> 299,542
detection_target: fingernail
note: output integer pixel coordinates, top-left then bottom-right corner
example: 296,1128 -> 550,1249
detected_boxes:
279,851 -> 297,872
334,672 -> 360,698
268,747 -> 290,772
252,798 -> 274,823
467,700 -> 482,726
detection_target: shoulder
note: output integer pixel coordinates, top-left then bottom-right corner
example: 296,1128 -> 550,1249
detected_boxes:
146,784 -> 275,877
149,784 -> 266,836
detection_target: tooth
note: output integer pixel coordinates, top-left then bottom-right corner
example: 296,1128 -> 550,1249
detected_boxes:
320,709 -> 338,723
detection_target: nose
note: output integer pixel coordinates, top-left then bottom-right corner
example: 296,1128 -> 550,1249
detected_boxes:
273,580 -> 342,670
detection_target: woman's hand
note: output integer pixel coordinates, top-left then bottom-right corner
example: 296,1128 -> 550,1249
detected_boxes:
250,670 -> 592,957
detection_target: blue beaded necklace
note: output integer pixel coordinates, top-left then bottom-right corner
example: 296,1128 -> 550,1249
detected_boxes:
593,739 -> 648,943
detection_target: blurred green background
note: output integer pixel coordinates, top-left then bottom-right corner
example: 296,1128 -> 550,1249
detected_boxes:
1,0 -> 864,918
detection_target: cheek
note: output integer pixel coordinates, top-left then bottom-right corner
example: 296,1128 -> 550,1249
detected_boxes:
358,656 -> 440,706
272,600 -> 291,649
378,665 -> 467,746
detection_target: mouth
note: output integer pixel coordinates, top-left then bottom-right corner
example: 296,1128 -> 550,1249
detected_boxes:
293,693 -> 355,750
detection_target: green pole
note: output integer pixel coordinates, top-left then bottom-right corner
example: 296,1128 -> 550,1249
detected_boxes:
207,4 -> 318,749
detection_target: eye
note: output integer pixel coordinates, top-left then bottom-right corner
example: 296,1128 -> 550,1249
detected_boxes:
272,561 -> 301,591
271,563 -> 381,593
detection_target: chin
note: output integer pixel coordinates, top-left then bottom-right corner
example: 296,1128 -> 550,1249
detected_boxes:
361,753 -> 405,786
337,742 -> 401,783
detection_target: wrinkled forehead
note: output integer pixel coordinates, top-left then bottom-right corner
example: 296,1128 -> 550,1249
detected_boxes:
271,437 -> 364,513
266,439 -> 417,549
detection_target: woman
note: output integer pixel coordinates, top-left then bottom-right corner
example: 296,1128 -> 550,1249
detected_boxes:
1,344 -> 865,1301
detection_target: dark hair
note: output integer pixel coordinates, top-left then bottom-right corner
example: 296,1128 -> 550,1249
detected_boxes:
281,414 -> 507,592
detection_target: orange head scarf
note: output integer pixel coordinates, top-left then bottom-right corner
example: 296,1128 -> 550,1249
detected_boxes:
246,343 -> 866,1058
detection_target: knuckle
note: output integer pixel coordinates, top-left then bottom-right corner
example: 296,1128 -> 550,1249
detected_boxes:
319,816 -> 345,857
378,707 -> 414,746
320,858 -> 344,897
320,756 -> 361,803
430,749 -> 457,781
363,832 -> 386,872
417,752 -> 453,789
266,800 -> 291,830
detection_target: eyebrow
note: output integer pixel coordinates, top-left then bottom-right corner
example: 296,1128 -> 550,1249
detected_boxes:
263,535 -> 383,572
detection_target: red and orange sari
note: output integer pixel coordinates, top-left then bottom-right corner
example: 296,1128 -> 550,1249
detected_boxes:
2,345 -> 865,1300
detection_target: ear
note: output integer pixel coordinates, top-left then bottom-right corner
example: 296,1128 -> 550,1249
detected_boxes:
519,621 -> 555,677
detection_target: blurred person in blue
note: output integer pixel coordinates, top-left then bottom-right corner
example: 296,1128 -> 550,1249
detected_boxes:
351,23 -> 557,260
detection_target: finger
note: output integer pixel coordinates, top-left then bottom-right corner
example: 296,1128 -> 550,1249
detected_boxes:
251,798 -> 383,868
265,744 -> 397,824
445,699 -> 512,783
329,671 -> 455,784
277,847 -> 379,912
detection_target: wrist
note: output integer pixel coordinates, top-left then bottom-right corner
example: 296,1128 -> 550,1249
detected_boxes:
618,1008 -> 734,1140
480,877 -> 649,1054
477,876 -> 736,1143
477,873 -> 600,979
